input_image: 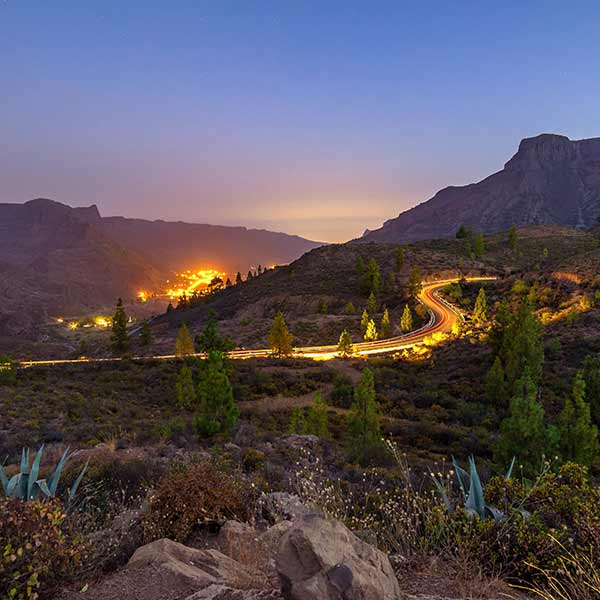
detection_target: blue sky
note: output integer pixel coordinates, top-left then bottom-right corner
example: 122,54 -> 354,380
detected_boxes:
1,1 -> 600,241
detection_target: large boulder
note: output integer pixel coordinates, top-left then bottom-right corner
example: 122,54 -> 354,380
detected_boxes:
276,514 -> 401,600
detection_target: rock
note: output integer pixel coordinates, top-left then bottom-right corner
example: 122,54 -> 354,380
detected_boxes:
224,442 -> 242,459
128,538 -> 263,589
276,434 -> 320,454
215,521 -> 260,564
186,585 -> 284,599
276,514 -> 401,600
233,422 -> 258,447
262,492 -> 312,522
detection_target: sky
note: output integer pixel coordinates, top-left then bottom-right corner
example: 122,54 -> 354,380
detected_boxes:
1,2 -> 600,242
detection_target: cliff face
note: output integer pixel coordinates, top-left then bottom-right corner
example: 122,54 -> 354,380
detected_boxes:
362,134 -> 600,243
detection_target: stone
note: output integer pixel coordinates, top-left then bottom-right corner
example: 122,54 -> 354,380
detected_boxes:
262,492 -> 312,522
276,514 -> 401,600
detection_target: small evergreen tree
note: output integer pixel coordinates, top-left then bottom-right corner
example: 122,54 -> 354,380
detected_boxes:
195,313 -> 235,354
473,232 -> 485,258
380,308 -> 391,338
0,355 -> 16,386
345,302 -> 356,315
176,323 -> 195,357
268,311 -> 293,357
176,364 -> 196,409
364,319 -> 378,342
347,368 -> 382,462
317,299 -> 328,314
456,224 -> 469,239
472,287 -> 488,326
558,372 -> 599,467
111,298 -> 129,354
166,302 -> 174,313
289,407 -> 306,434
247,270 -> 253,281
367,291 -> 377,315
337,329 -> 354,358
401,304 -> 413,333
140,320 -> 152,346
305,392 -> 330,439
361,258 -> 381,297
495,368 -> 548,477
486,356 -> 507,407
257,264 -> 263,275
225,277 -> 232,287
583,354 -> 600,423
356,256 -> 366,275
407,266 -> 422,299
394,246 -> 404,272
508,225 -> 518,252
360,309 -> 370,334
235,272 -> 243,285
194,351 -> 239,437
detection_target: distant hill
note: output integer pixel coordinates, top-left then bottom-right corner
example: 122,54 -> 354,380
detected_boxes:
0,198 -> 322,340
362,134 -> 600,243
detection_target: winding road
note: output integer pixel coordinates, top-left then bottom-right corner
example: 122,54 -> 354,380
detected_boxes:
18,277 -> 494,368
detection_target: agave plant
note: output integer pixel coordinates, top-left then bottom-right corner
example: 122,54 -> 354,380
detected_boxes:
432,455 -> 515,521
0,445 -> 88,503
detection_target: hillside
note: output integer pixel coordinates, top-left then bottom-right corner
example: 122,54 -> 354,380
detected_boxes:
152,223 -> 597,350
363,133 -> 600,243
0,199 -> 164,340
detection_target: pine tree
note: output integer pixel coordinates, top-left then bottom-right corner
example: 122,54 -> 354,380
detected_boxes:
257,264 -> 263,275
235,272 -> 243,285
337,329 -> 354,358
345,302 -> 356,315
178,293 -> 189,310
361,258 -> 381,297
368,291 -> 377,315
288,407 -> 306,434
247,270 -> 253,281
558,372 -> 599,467
583,354 -> 600,423
360,309 -> 370,334
395,246 -> 404,272
194,351 -> 239,438
356,255 -> 366,276
472,287 -> 488,326
486,356 -> 506,407
195,314 -> 235,354
401,304 -> 413,333
111,298 -> 129,354
347,368 -> 382,462
407,266 -> 422,299
175,364 -> 196,409
225,277 -> 232,287
456,224 -> 469,239
473,232 -> 485,258
268,311 -> 293,357
0,355 -> 16,386
451,318 -> 462,337
175,323 -> 195,357
508,225 -> 518,252
492,300 -> 544,391
364,319 -> 378,342
380,308 -> 391,338
495,368 -> 548,477
140,320 -> 152,346
166,302 -> 174,313
305,392 -> 330,439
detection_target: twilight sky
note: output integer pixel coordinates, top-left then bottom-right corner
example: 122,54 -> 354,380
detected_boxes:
1,2 -> 600,242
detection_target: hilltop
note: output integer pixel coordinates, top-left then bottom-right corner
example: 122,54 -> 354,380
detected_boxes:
363,133 -> 600,243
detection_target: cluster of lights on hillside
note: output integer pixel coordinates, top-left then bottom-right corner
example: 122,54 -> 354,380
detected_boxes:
165,268 -> 226,299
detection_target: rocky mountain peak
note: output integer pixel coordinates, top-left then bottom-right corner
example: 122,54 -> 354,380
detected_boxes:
504,133 -> 576,171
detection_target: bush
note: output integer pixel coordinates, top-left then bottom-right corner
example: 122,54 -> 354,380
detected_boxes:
143,460 -> 257,542
0,498 -> 86,599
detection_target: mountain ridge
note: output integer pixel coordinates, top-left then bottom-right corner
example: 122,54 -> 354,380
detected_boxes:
361,133 -> 600,243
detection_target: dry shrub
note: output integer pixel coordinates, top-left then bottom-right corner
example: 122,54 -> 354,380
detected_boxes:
0,498 -> 86,599
143,460 -> 257,542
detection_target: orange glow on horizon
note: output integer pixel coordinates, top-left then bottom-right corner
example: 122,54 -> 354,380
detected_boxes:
166,268 -> 226,298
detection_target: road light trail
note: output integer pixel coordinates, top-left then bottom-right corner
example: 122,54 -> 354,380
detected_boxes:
18,276 -> 495,368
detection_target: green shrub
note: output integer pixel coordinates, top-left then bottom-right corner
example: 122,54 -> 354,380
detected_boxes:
0,498 -> 86,599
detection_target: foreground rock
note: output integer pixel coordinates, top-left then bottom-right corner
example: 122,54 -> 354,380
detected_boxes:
276,514 -> 401,600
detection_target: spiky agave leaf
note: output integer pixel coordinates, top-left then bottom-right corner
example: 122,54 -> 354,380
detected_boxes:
0,462 -> 8,495
68,459 -> 89,505
452,456 -> 470,501
465,456 -> 486,518
27,446 -> 44,500
430,473 -> 453,511
47,448 -> 70,497
505,456 -> 516,480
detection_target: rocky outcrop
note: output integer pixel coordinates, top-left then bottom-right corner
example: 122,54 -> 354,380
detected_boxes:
362,133 -> 600,243
276,514 -> 401,600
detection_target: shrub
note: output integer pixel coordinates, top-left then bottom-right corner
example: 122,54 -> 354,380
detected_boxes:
0,498 -> 86,599
143,460 -> 257,542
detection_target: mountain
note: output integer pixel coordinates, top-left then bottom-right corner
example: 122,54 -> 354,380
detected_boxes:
94,216 -> 322,275
362,134 -> 600,243
0,198 -> 321,341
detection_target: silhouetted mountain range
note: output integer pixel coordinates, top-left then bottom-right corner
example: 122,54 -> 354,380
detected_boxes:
0,199 -> 321,339
362,134 -> 600,243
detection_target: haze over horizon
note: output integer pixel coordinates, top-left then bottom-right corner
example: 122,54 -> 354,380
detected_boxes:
2,1 -> 600,242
